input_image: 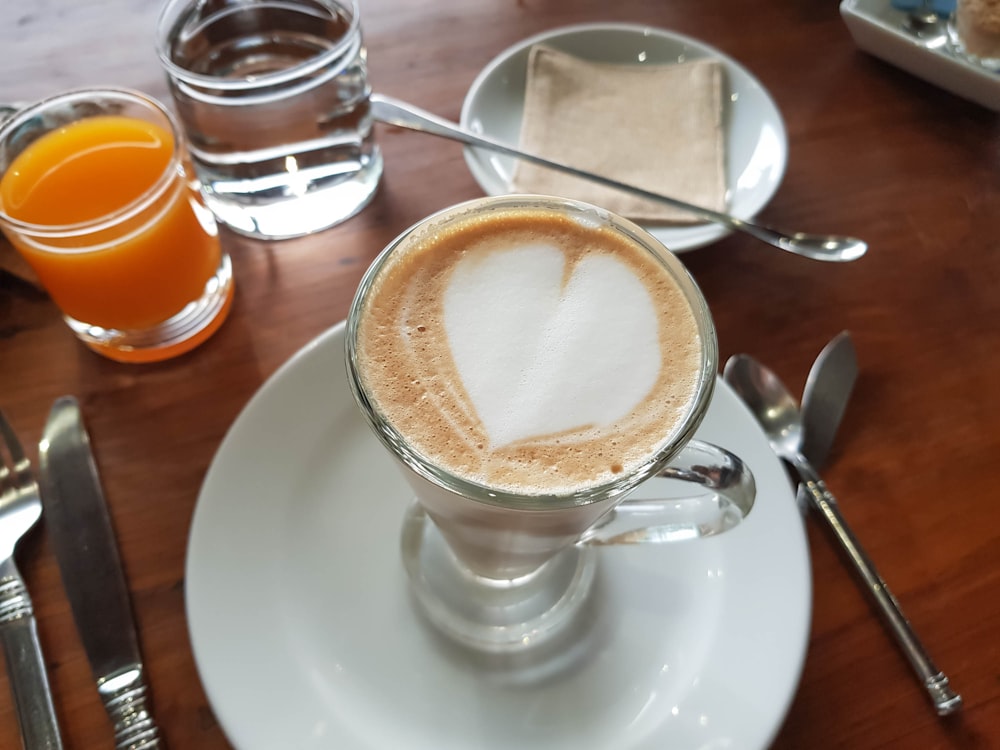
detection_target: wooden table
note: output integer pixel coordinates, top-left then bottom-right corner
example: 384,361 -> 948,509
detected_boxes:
1,0 -> 998,747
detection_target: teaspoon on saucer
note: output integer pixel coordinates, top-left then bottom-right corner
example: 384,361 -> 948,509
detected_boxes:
370,94 -> 868,263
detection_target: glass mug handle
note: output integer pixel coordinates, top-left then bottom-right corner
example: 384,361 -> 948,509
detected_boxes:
578,439 -> 755,546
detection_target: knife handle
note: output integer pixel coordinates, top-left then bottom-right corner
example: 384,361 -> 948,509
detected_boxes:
794,466 -> 963,716
98,665 -> 162,750
0,557 -> 64,750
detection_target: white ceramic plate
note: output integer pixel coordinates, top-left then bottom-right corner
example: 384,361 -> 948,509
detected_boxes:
459,23 -> 788,253
187,322 -> 811,750
841,0 -> 1000,112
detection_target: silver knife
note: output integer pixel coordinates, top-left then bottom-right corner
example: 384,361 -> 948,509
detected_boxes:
38,397 -> 161,750
800,331 -> 858,468
795,338 -> 962,715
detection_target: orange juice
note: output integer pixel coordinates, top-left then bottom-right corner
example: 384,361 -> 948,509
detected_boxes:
0,115 -> 222,331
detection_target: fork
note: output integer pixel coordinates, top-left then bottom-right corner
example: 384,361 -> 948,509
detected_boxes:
0,410 -> 63,750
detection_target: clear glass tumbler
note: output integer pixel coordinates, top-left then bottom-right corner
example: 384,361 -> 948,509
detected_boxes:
156,0 -> 383,240
0,88 -> 233,363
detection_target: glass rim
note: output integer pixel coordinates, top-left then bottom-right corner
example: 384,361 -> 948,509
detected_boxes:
345,194 -> 720,511
0,87 -> 183,241
155,0 -> 361,92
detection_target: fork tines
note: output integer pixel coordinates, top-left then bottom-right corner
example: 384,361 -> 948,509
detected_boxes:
0,410 -> 32,493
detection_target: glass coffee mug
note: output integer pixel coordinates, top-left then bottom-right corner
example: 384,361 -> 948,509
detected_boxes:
346,195 -> 755,653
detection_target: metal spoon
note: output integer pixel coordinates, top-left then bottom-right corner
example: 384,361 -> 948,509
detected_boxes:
723,354 -> 962,716
901,2 -> 950,47
370,94 -> 867,263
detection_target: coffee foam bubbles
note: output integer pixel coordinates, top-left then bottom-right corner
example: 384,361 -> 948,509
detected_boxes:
444,243 -> 661,447
356,207 -> 703,496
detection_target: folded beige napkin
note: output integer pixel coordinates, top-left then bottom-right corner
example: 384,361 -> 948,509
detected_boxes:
510,45 -> 726,224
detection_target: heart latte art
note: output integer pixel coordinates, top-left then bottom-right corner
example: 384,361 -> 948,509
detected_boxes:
355,207 -> 703,495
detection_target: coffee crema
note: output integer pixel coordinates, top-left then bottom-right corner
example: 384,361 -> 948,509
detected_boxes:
354,206 -> 703,495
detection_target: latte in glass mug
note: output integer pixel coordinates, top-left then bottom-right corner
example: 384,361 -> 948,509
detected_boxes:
353,200 -> 704,496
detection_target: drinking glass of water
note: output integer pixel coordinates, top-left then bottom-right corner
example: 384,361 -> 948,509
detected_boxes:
156,0 -> 383,240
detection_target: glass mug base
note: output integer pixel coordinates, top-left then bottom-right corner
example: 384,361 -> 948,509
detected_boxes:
66,253 -> 234,363
401,502 -> 599,654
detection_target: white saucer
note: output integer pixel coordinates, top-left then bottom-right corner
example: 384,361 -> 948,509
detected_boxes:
186,322 -> 811,750
459,23 -> 788,253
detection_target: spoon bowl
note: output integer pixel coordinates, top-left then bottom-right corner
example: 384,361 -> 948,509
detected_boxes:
722,354 -> 806,460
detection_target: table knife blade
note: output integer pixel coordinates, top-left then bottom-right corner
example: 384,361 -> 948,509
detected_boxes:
38,396 -> 161,750
800,331 -> 858,468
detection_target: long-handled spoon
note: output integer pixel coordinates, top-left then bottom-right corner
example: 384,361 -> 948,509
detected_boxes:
723,354 -> 962,716
370,94 -> 868,263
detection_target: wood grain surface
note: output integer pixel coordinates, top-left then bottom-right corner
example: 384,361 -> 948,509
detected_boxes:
1,0 -> 998,748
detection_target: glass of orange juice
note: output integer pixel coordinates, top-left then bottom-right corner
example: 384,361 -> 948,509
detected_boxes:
0,88 -> 234,363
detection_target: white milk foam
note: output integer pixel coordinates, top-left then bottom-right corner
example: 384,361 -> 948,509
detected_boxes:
443,244 -> 660,447
355,207 -> 703,496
